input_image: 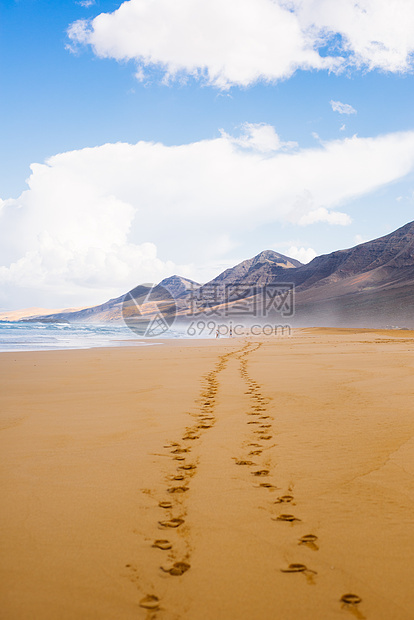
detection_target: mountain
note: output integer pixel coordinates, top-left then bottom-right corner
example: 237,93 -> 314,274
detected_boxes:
158,275 -> 201,298
21,276 -> 200,324
208,250 -> 302,286
175,249 -> 301,319
292,220 -> 414,290
190,223 -> 414,327
289,221 -> 414,326
0,306 -> 86,322
11,221 -> 414,328
22,292 -> 127,324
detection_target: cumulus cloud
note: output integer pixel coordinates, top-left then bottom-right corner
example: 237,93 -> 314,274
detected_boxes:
287,246 -> 317,264
330,100 -> 357,115
67,0 -> 414,87
297,207 -> 352,226
221,123 -> 298,153
295,0 -> 414,73
66,0 -> 339,88
2,125 -> 414,308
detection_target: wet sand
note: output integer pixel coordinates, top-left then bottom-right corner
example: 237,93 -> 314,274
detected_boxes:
1,329 -> 414,619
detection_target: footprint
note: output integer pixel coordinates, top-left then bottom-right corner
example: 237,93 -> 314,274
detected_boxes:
251,469 -> 269,477
171,448 -> 190,454
174,456 -> 186,461
299,534 -> 319,550
249,450 -> 262,456
235,460 -> 255,466
281,564 -> 317,584
161,561 -> 191,576
341,594 -> 362,605
281,563 -> 307,573
159,517 -> 185,528
179,464 -> 197,471
152,539 -> 173,550
258,482 -> 276,489
139,595 -> 160,610
273,514 -> 301,522
259,435 -> 272,440
171,475 -> 185,481
275,495 -> 294,503
158,501 -> 173,509
167,486 -> 189,494
340,594 -> 365,618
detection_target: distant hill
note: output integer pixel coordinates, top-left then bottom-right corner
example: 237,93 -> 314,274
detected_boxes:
195,222 -> 414,327
209,250 -> 302,286
21,276 -> 200,324
293,220 -> 414,290
10,221 -> 414,328
0,307 -> 82,322
291,221 -> 414,326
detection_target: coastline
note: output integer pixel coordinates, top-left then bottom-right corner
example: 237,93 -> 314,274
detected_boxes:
0,321 -> 149,353
1,329 -> 414,619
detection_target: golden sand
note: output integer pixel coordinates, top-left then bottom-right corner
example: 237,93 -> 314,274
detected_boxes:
1,329 -> 414,619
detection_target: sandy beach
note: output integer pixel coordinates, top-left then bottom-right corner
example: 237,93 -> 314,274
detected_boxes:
1,329 -> 414,619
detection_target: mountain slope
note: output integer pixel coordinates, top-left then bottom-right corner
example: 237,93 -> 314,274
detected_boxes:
23,276 -> 200,324
189,223 -> 414,327
13,221 -> 414,328
289,221 -> 414,326
209,250 -> 302,287
293,221 -> 414,291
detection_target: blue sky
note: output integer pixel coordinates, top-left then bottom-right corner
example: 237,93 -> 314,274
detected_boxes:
1,0 -> 414,309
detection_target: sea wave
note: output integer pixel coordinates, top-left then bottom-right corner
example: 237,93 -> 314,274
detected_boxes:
0,322 -> 154,352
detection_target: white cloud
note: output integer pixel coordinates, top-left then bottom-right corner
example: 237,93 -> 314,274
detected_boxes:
2,126 -> 414,308
287,246 -> 317,264
67,0 -> 414,87
298,207 -> 352,226
77,0 -> 96,7
134,66 -> 146,82
221,123 -> 298,153
330,100 -> 357,115
295,0 -> 414,73
66,0 -> 339,88
340,124 -> 346,131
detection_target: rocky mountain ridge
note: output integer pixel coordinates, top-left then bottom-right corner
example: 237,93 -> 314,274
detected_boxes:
8,221 -> 414,328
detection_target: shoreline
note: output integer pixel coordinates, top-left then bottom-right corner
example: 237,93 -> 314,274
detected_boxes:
1,329 -> 414,619
2,324 -> 414,355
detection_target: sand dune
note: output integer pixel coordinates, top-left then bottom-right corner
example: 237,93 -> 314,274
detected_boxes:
1,330 -> 414,619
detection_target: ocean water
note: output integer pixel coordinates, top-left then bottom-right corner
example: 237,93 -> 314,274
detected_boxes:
0,321 -> 165,353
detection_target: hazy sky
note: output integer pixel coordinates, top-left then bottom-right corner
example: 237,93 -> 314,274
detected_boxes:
1,0 -> 414,309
